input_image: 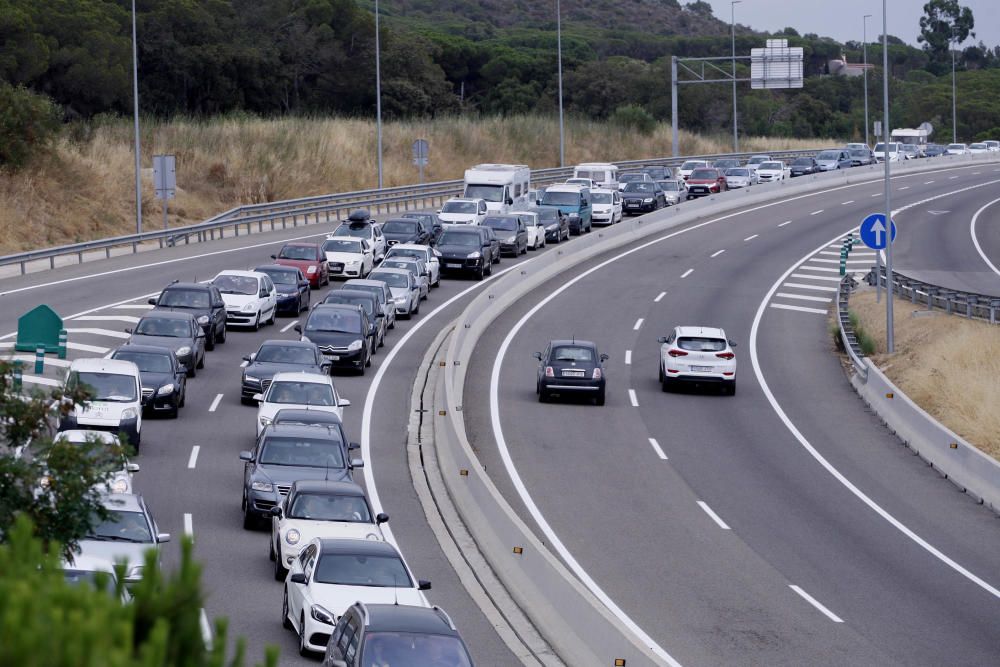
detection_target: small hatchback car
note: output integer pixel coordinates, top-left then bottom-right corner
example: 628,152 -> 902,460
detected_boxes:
657,326 -> 737,395
534,339 -> 608,405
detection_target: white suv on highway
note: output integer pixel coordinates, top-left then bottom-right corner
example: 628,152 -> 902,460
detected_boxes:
657,326 -> 737,395
439,198 -> 488,225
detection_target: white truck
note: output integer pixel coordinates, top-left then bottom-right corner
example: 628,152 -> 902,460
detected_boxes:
463,164 -> 531,214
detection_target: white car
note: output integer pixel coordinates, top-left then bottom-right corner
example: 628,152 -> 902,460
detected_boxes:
968,142 -> 989,155
321,237 -> 374,279
984,140 -> 1000,152
676,161 -> 709,181
724,167 -> 754,189
367,268 -> 420,318
61,358 -> 143,450
62,554 -> 132,602
510,210 -> 546,249
330,220 -> 386,262
658,326 -> 737,395
255,372 -> 350,436
283,538 -> 431,654
270,480 -> 388,580
873,142 -> 901,162
755,161 -> 788,183
54,430 -> 139,494
212,270 -> 277,330
946,143 -> 970,155
438,198 -> 488,225
744,155 -> 772,174
590,188 -> 623,225
384,243 -> 441,287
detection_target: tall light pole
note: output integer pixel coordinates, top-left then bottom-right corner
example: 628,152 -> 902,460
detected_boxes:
374,0 -> 384,189
557,0 -> 565,168
731,1 -> 741,153
951,29 -> 958,143
863,14 -> 871,146
130,0 -> 142,234
882,0 -> 894,353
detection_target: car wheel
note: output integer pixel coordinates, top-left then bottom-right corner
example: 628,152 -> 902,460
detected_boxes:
179,387 -> 186,408
251,313 -> 260,332
726,382 -> 736,396
268,307 -> 276,325
413,300 -> 420,316
196,352 -> 204,369
298,614 -> 309,657
388,314 -> 395,330
132,429 -> 141,452
365,348 -> 372,367
486,261 -> 493,276
282,589 -> 293,630
538,389 -> 549,403
217,325 -> 227,345
242,500 -> 255,530
187,364 -> 196,378
661,378 -> 672,393
595,389 -> 606,406
476,267 -> 485,281
205,333 -> 215,351
274,550 -> 288,581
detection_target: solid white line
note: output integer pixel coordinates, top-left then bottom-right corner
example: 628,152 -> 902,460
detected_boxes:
790,585 -> 843,623
183,513 -> 193,538
633,318 -> 644,331
113,304 -> 155,310
187,446 -> 200,469
782,282 -> 840,292
790,273 -> 842,282
624,350 -> 632,365
744,234 -> 758,241
973,172 -> 981,175
628,389 -> 639,407
65,327 -> 130,340
968,197 -> 1000,279
654,291 -> 667,302
696,501 -> 731,530
797,265 -> 841,272
647,438 -> 668,460
769,303 -> 828,315
775,292 -> 832,303
810,209 -> 824,215
681,268 -> 694,278
778,220 -> 793,227
841,200 -> 855,205
280,320 -> 298,333
208,394 -> 223,412
66,342 -> 109,354
710,249 -> 726,258
21,375 -> 61,387
70,315 -> 140,324
818,251 -> 842,256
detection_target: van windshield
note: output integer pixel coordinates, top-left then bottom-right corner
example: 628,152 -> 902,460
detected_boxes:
464,184 -> 504,202
577,170 -> 607,182
69,371 -> 137,402
541,191 -> 580,206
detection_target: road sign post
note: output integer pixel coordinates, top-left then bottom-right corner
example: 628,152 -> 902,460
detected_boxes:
860,211 -> 897,342
153,155 -> 176,231
412,139 -> 429,184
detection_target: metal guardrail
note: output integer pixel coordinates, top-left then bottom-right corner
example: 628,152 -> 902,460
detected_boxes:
0,148 -> 824,275
837,275 -> 868,377
870,265 -> 1000,322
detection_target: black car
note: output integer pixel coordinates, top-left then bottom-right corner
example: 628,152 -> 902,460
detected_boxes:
479,225 -> 501,264
400,212 -> 444,245
436,228 -> 492,280
481,215 -> 529,256
528,206 -> 569,243
148,281 -> 227,349
321,289 -> 385,349
239,423 -> 363,528
534,339 -> 608,405
789,157 -> 820,177
254,264 -> 310,315
642,165 -> 672,181
111,344 -> 187,418
295,304 -> 373,374
126,310 -> 206,377
241,339 -> 330,405
323,603 -> 473,667
621,182 -> 666,214
924,143 -> 947,157
380,218 -> 430,247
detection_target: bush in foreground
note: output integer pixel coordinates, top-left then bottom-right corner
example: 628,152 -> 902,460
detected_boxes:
0,83 -> 61,170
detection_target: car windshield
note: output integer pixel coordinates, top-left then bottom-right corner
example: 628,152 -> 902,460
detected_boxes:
760,162 -> 782,170
948,144 -> 964,150
970,143 -> 986,149
660,181 -> 682,190
438,232 -> 479,247
112,351 -> 172,373
213,275 -> 259,295
382,221 -> 418,234
386,248 -> 424,261
86,509 -> 152,543
792,158 -> 814,165
69,372 -> 137,402
381,261 -> 419,276
343,284 -> 383,303
369,272 -> 409,288
362,633 -> 473,667
259,436 -> 345,467
591,192 -> 613,204
266,381 -> 335,406
55,434 -> 123,472
256,268 -> 297,285
278,245 -> 317,260
677,337 -> 727,352
158,288 -> 209,308
312,553 -> 412,587
255,345 -> 317,365
713,160 -> 739,169
689,170 -> 717,180
726,169 -> 749,177
483,217 -> 518,231
816,151 -> 841,160
874,143 -> 895,152
288,493 -> 371,521
623,182 -> 656,193
402,213 -> 433,224
324,295 -> 374,317
551,346 -> 594,362
528,207 -> 559,223
306,309 -> 362,333
681,161 -> 706,170
333,225 -> 370,239
464,184 -> 503,202
577,169 -> 608,181
442,201 -> 477,213
322,239 -> 363,254
134,317 -> 190,338
540,191 -> 580,206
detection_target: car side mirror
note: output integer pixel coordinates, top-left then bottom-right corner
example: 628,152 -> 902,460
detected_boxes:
376,512 -> 389,524
270,506 -> 282,517
293,324 -> 302,334
196,331 -> 205,339
320,361 -> 332,372
349,441 -> 360,450
506,198 -> 513,205
124,327 -> 133,334
657,336 -> 668,344
252,393 -> 263,403
290,573 -> 306,584
299,280 -> 309,288
350,457 -> 365,469
157,532 -> 171,543
328,660 -> 348,667
418,580 -> 432,591
270,254 -> 277,260
239,450 -> 253,462
600,353 -> 609,362
242,354 -> 253,362
728,340 -> 738,347
338,398 -> 351,407
126,463 -> 140,473
147,297 -> 157,305
532,351 -> 542,360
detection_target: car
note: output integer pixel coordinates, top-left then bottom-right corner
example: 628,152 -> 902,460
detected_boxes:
684,168 -> 728,199
399,212 -> 444,245
539,184 -> 592,235
874,142 -> 902,162
677,160 -> 709,180
755,161 -> 789,183
61,554 -> 132,603
744,155 -> 771,174
380,218 -> 431,248
148,281 -> 227,349
211,270 -> 278,331
321,238 -> 375,280
322,603 -> 474,667
283,538 -> 431,655
296,304 -> 374,374
254,264 -> 311,315
617,172 -> 654,190
435,228 -> 493,280
534,340 -> 608,405
60,358 -> 143,450
968,142 -> 989,155
342,279 -> 396,330
241,340 -> 330,405
331,216 -> 387,262
657,179 -> 688,205
53,430 -> 139,495
641,165 -> 673,181
438,198 -> 488,226
270,480 -> 388,580
847,149 -> 875,167
899,144 -> 923,159
125,310 -> 205,377
478,225 -> 502,263
724,167 -> 754,189
253,371 -> 351,436
368,268 -> 421,318
481,214 -> 529,255
321,290 -> 386,351
845,143 -> 869,151
590,188 -> 623,225
272,243 -> 329,288
711,158 -> 741,172
945,142 -> 970,155
814,149 -> 853,171
574,162 -> 619,190
527,206 -> 569,243
111,344 -> 187,417
385,243 -> 442,287
509,210 -> 545,249
657,326 -> 737,395
983,140 -> 1000,152
76,493 -> 170,583
923,143 -> 947,157
378,256 -> 430,300
241,423 -> 363,528
621,181 -> 666,213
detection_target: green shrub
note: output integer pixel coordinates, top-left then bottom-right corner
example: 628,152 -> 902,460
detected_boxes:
0,83 -> 61,170
975,127 -> 1000,142
609,104 -> 657,135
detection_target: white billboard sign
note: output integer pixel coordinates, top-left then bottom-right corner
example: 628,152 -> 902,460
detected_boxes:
751,39 -> 804,89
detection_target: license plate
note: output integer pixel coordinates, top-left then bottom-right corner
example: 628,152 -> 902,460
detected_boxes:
446,263 -> 463,269
626,203 -> 640,208
328,355 -> 340,361
690,365 -> 712,372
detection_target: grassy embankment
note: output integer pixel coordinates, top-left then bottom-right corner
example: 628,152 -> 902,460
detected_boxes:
0,115 -> 833,255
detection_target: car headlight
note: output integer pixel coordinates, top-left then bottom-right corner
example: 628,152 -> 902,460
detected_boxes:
643,198 -> 654,203
243,375 -> 261,384
259,416 -> 273,427
466,251 -> 481,258
197,315 -> 209,325
310,604 -> 336,625
504,236 -> 516,244
121,408 -> 138,420
109,477 -> 129,494
251,480 -> 273,492
346,259 -> 360,265
306,266 -> 317,274
347,339 -> 363,351
176,346 -> 191,357
285,529 -> 300,545
241,303 -> 256,312
394,296 -> 407,303
157,384 -> 174,396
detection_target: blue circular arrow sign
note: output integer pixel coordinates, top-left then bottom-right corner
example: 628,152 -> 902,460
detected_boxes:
860,213 -> 896,250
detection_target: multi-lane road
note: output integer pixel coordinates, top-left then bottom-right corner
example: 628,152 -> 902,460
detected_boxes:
2,157 -> 999,665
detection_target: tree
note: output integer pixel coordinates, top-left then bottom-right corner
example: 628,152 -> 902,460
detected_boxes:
0,83 -> 61,170
918,0 -> 975,73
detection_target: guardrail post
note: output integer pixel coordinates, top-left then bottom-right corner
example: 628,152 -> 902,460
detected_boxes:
106,247 -> 112,258
50,257 -> 55,270
926,286 -> 937,310
991,300 -> 1000,325
58,329 -> 67,359
34,346 -> 44,374
942,290 -> 954,314
293,215 -> 298,227
910,282 -> 920,304
234,224 -> 239,237
131,242 -> 137,254
19,261 -> 25,275
12,361 -> 22,391
966,295 -> 977,318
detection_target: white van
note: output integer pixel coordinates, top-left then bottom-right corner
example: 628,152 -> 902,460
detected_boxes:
61,358 -> 144,450
573,163 -> 619,190
463,164 -> 531,214
873,142 -> 901,162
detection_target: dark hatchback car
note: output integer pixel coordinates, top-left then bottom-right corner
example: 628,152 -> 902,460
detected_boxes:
241,339 -> 330,405
380,219 -> 430,248
322,289 -> 385,350
789,157 -> 820,177
295,304 -> 373,374
621,181 -> 667,213
482,214 -> 529,256
126,310 -> 206,377
111,344 -> 186,418
400,211 -> 444,244
534,339 -> 608,405
436,228 -> 492,280
149,281 -> 227,348
254,264 -> 310,315
239,422 -> 363,528
848,148 -> 876,166
924,143 -> 947,157
528,206 -> 569,243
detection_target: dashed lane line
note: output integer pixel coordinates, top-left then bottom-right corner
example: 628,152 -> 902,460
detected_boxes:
789,586 -> 844,623
681,269 -> 694,278
633,318 -> 644,331
781,283 -> 841,292
188,446 -> 200,469
810,210 -> 825,216
184,513 -> 194,538
744,235 -> 759,241
841,200 -> 855,205
697,501 -> 731,530
647,438 -> 668,460
65,327 -> 130,340
654,291 -> 667,302
280,320 -> 299,333
624,350 -> 632,365
66,342 -> 109,354
710,249 -> 726,258
208,394 -> 223,412
778,220 -> 793,226
628,389 -> 639,407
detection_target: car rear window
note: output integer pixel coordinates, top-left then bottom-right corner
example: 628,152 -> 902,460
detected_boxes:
677,337 -> 726,352
551,346 -> 594,362
159,288 -> 209,308
278,245 -> 317,260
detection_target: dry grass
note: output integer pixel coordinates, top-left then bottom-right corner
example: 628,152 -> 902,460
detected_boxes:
850,288 -> 1000,460
0,114 -> 833,254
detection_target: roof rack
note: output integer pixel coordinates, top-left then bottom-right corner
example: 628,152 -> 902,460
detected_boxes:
356,600 -> 371,626
433,606 -> 457,631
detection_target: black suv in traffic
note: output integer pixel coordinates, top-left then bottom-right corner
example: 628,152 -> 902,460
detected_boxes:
148,281 -> 227,349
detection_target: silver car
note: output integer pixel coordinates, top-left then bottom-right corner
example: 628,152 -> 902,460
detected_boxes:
342,278 -> 397,330
368,268 -> 421,318
377,256 -> 429,300
76,493 -> 170,583
724,167 -> 755,189
657,179 -> 687,205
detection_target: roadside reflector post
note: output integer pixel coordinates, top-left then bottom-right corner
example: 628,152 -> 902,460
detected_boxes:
34,346 -> 44,375
12,361 -> 22,391
839,261 -> 846,276
57,329 -> 68,359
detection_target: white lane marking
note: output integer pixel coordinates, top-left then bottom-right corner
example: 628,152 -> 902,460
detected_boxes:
789,585 -> 844,623
208,394 -> 223,412
200,609 -> 213,649
775,292 -> 832,303
899,186 -> 910,190
624,350 -> 632,365
628,389 -> 639,407
681,268 -> 694,278
113,304 -> 155,310
1,354 -> 72,368
65,327 -> 130,340
696,501 -> 731,530
778,220 -> 793,226
871,193 -> 881,197
21,375 -> 61,387
818,251 -> 842,256
183,513 -> 193,538
753,224 -> 1000,603
949,175 -> 959,179
654,291 -> 667,302
810,209 -> 825,216
769,303 -> 828,315
797,265 -> 841,272
841,200 -> 855,205
280,320 -> 299,333
648,438 -> 668,460
973,172 -> 981,175
790,273 -> 842,282
239,360 -> 248,368
744,234 -> 759,241
66,342 -> 109,354
187,446 -> 200,469
70,315 -> 140,324
925,180 -> 935,184
969,197 -> 1000,279
710,249 -> 726,258
633,318 -> 644,331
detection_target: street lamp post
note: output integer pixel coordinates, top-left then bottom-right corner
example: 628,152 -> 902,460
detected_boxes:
375,0 -> 384,189
731,1 -> 741,153
951,31 -> 958,144
557,0 -> 565,168
130,0 -> 142,235
863,14 -> 871,146
882,0 -> 894,353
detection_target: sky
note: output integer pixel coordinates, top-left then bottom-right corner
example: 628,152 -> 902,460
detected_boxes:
699,0 -> 1000,50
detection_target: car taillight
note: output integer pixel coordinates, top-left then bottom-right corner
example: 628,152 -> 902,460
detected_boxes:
668,349 -> 688,357
544,366 -> 554,377
592,368 -> 602,380
716,352 -> 735,360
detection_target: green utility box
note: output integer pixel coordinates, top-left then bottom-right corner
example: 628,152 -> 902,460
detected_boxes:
15,305 -> 64,355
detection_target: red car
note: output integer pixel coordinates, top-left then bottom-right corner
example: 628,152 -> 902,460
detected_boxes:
684,168 -> 728,200
271,243 -> 329,288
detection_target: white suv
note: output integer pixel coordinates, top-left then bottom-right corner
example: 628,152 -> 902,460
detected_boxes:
61,358 -> 144,449
438,198 -> 488,225
657,326 -> 737,395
